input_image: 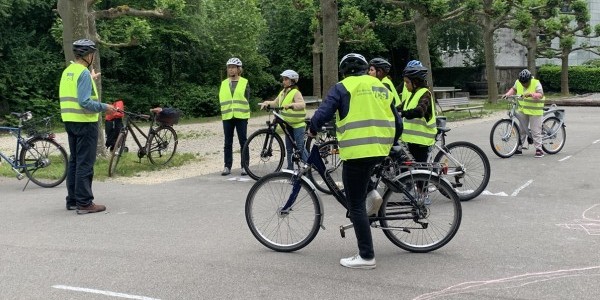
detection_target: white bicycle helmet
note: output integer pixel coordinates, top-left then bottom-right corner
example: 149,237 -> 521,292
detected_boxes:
226,57 -> 243,67
280,70 -> 299,82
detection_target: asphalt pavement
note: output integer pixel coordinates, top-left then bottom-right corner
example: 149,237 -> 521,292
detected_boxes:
1,106 -> 600,300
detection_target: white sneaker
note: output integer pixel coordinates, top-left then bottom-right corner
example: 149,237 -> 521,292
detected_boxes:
365,190 -> 383,216
340,254 -> 376,269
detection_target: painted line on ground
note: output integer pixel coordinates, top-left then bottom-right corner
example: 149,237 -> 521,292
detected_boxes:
52,285 -> 160,300
480,190 -> 509,197
593,139 -> 600,144
511,179 -> 533,197
558,155 -> 572,162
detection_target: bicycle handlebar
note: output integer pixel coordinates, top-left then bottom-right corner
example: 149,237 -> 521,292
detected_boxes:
116,109 -> 151,120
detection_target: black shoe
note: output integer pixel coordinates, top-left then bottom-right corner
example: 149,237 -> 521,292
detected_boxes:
515,149 -> 522,155
241,170 -> 247,176
66,204 -> 78,211
221,167 -> 231,176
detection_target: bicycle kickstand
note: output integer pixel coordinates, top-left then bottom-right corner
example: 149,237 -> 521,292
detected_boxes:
339,223 -> 353,238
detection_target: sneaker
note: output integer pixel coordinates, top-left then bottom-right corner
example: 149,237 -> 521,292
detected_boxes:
221,167 -> 231,176
76,203 -> 106,215
515,149 -> 522,155
340,254 -> 376,269
535,150 -> 544,158
365,190 -> 383,216
66,204 -> 77,211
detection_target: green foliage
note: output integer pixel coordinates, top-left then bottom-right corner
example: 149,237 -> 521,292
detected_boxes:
538,65 -> 600,93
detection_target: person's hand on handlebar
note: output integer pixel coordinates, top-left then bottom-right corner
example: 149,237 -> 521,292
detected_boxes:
259,102 -> 270,110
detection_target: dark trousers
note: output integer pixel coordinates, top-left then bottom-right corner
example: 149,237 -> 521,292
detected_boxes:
342,156 -> 384,260
64,122 -> 98,207
407,143 -> 430,162
223,118 -> 248,169
104,118 -> 123,150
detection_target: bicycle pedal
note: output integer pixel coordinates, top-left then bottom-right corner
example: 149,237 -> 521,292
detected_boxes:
16,173 -> 25,180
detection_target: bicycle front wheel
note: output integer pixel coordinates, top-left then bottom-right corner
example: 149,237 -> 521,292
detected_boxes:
108,131 -> 127,177
380,173 -> 461,253
541,116 -> 566,154
490,119 -> 520,158
147,126 -> 178,165
306,140 -> 343,194
245,172 -> 322,252
19,137 -> 68,188
242,129 -> 285,180
434,141 -> 491,201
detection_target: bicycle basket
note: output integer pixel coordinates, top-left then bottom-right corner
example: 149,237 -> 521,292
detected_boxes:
156,108 -> 181,126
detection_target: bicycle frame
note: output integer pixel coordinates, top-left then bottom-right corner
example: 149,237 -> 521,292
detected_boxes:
119,112 -> 155,159
0,124 -> 28,172
262,109 -> 304,163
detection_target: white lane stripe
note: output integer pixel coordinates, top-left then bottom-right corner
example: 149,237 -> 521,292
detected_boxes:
593,139 -> 600,144
52,285 -> 161,300
481,190 -> 509,197
558,155 -> 572,162
511,180 -> 533,197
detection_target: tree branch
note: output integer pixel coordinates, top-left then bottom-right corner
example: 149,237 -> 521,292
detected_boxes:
441,7 -> 465,21
512,37 -> 528,48
377,19 -> 414,27
95,33 -> 139,47
94,6 -> 171,19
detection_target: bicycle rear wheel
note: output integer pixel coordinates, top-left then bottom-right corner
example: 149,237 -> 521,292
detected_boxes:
541,116 -> 566,154
242,129 -> 285,180
306,140 -> 343,194
380,173 -> 461,253
147,126 -> 178,165
245,172 -> 322,252
19,137 -> 68,188
108,131 -> 127,177
434,141 -> 491,201
490,119 -> 520,158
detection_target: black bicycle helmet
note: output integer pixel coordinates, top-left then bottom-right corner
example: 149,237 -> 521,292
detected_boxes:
402,65 -> 428,80
73,39 -> 97,58
339,53 -> 368,76
518,69 -> 532,83
369,57 -> 391,73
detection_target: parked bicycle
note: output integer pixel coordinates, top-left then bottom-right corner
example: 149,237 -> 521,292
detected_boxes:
0,112 -> 67,189
108,109 -> 179,177
245,142 -> 462,253
489,95 -> 566,158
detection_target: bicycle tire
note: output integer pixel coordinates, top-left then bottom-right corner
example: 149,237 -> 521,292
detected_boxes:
19,137 -> 68,188
242,129 -> 285,181
434,141 -> 491,201
490,119 -> 520,158
108,131 -> 127,177
147,126 -> 178,165
541,116 -> 566,154
245,172 -> 322,252
380,173 -> 461,253
306,140 -> 343,194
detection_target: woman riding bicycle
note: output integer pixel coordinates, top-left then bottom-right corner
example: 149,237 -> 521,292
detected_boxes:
259,70 -> 308,170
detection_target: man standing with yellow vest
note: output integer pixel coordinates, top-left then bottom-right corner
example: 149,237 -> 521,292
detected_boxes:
219,57 -> 250,176
309,53 -> 402,269
502,69 -> 546,158
59,39 -> 115,214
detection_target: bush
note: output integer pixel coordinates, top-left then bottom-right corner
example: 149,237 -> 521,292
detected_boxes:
538,65 -> 600,93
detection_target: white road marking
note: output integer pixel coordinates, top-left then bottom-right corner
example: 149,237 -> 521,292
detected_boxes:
227,177 -> 251,182
52,285 -> 160,300
558,155 -> 572,162
480,190 -> 509,197
593,139 -> 600,144
511,180 -> 533,197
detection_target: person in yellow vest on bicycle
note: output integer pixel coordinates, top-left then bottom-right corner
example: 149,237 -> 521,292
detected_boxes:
219,57 -> 250,176
309,53 -> 402,269
59,39 -> 116,214
502,69 -> 546,158
260,70 -> 307,169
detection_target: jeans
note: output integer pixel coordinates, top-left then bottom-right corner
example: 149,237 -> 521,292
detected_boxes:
223,118 -> 248,169
342,156 -> 385,260
284,125 -> 308,169
407,142 -> 430,163
64,122 -> 99,207
515,112 -> 542,151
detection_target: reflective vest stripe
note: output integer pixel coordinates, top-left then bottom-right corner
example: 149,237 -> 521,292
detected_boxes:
402,129 -> 437,140
337,119 -> 396,134
338,136 -> 395,148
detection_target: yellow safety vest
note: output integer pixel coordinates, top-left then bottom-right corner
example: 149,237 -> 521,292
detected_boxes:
59,63 -> 100,122
515,78 -> 545,116
219,77 -> 250,120
336,75 -> 396,160
382,77 -> 400,108
400,82 -> 411,108
402,87 -> 437,146
277,89 -> 306,128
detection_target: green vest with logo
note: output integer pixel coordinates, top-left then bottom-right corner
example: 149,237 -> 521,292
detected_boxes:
277,89 -> 306,128
336,75 -> 396,160
382,77 -> 401,108
515,78 -> 545,116
401,87 -> 437,146
59,63 -> 100,122
219,77 -> 250,120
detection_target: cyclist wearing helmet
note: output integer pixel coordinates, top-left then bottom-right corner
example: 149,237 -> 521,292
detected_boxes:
368,58 -> 401,106
219,57 -> 251,175
502,69 -> 545,157
400,64 -> 437,163
400,60 -> 424,107
309,53 -> 402,269
260,69 -> 308,169
59,38 -> 116,214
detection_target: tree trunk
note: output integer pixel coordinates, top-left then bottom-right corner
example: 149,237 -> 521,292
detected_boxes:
482,22 -> 499,103
527,24 -> 538,77
321,0 -> 338,94
413,11 -> 434,90
560,48 -> 570,96
312,27 -> 322,99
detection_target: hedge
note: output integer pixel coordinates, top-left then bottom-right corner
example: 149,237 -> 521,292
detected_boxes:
537,65 -> 600,93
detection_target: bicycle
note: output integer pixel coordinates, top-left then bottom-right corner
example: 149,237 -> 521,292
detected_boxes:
108,109 -> 179,177
303,119 -> 341,195
0,112 -> 68,189
245,142 -> 462,253
489,95 -> 566,158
